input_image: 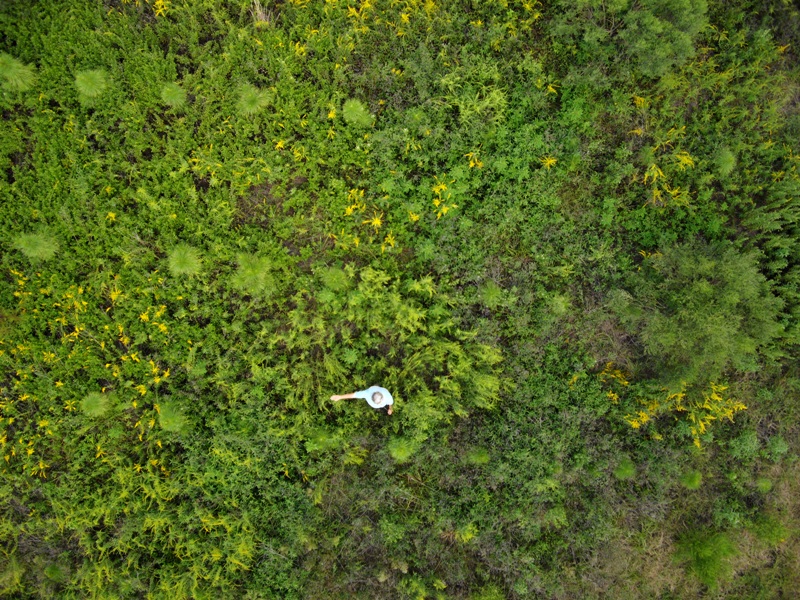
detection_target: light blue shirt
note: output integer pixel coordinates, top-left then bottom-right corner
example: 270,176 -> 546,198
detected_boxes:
353,386 -> 394,408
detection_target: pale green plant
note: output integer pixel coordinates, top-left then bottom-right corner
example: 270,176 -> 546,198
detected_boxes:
13,232 -> 59,262
159,402 -> 188,433
342,99 -> 373,128
160,82 -> 187,108
167,244 -> 202,276
81,392 -> 110,418
232,253 -> 273,295
237,84 -> 270,116
0,53 -> 35,92
75,69 -> 109,103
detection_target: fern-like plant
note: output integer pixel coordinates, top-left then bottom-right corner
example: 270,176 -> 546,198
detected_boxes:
160,82 -> 187,108
75,69 -> 108,105
342,99 -> 374,128
168,244 -> 202,276
232,253 -> 273,296
12,232 -> 59,262
0,53 -> 35,92
237,84 -> 270,116
388,437 -> 420,463
680,470 -> 703,490
81,392 -> 110,418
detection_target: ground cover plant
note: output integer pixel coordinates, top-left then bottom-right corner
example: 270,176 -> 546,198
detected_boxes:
1,0 -> 799,598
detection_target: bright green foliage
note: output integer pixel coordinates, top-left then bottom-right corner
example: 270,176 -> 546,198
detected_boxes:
342,99 -> 373,128
681,470 -> 703,490
158,401 -> 188,433
614,457 -> 636,480
74,69 -> 108,103
12,232 -> 58,262
160,82 -> 187,108
0,52 -> 35,92
167,244 -> 202,276
236,84 -> 269,116
80,392 -> 110,418
388,437 -> 419,463
755,477 -> 773,493
465,447 -> 491,465
675,530 -> 736,589
231,253 -> 273,296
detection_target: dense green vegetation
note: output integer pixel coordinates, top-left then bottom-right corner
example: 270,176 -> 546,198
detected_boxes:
1,0 -> 799,597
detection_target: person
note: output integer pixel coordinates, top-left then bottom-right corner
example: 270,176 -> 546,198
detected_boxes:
330,385 -> 394,415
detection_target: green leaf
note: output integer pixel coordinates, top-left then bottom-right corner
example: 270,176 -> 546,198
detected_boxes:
342,99 -> 374,128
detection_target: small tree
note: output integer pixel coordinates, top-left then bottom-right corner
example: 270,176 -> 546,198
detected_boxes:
610,239 -> 783,388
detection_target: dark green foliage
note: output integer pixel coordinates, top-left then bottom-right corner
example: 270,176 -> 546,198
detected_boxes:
610,240 -> 783,386
621,0 -> 709,77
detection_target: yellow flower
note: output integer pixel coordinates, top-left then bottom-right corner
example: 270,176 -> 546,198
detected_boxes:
408,210 -> 420,222
363,211 -> 383,231
540,156 -> 557,170
106,212 -> 116,221
139,312 -> 149,322
327,109 -> 336,119
153,0 -> 168,17
274,140 -> 285,150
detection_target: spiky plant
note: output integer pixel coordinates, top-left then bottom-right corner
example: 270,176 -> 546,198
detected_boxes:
0,53 -> 35,92
613,457 -> 636,480
237,84 -> 270,116
388,437 -> 419,463
81,392 -> 110,418
232,253 -> 273,295
319,266 -> 350,291
159,401 -> 188,433
160,82 -> 187,108
479,280 -> 503,308
465,447 -> 491,465
168,244 -> 202,276
342,99 -> 374,128
13,232 -> 59,262
715,146 -> 736,178
74,69 -> 108,103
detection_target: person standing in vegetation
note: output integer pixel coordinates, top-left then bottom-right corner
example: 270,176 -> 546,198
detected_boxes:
331,386 -> 394,415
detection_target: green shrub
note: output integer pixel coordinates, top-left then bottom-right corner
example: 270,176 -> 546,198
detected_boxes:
158,401 -> 188,433
231,253 -> 274,296
237,84 -> 270,116
613,457 -> 636,480
388,437 -> 420,463
74,69 -> 108,103
80,392 -> 110,418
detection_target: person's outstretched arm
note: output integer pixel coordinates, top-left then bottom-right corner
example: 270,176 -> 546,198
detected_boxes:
330,393 -> 358,401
